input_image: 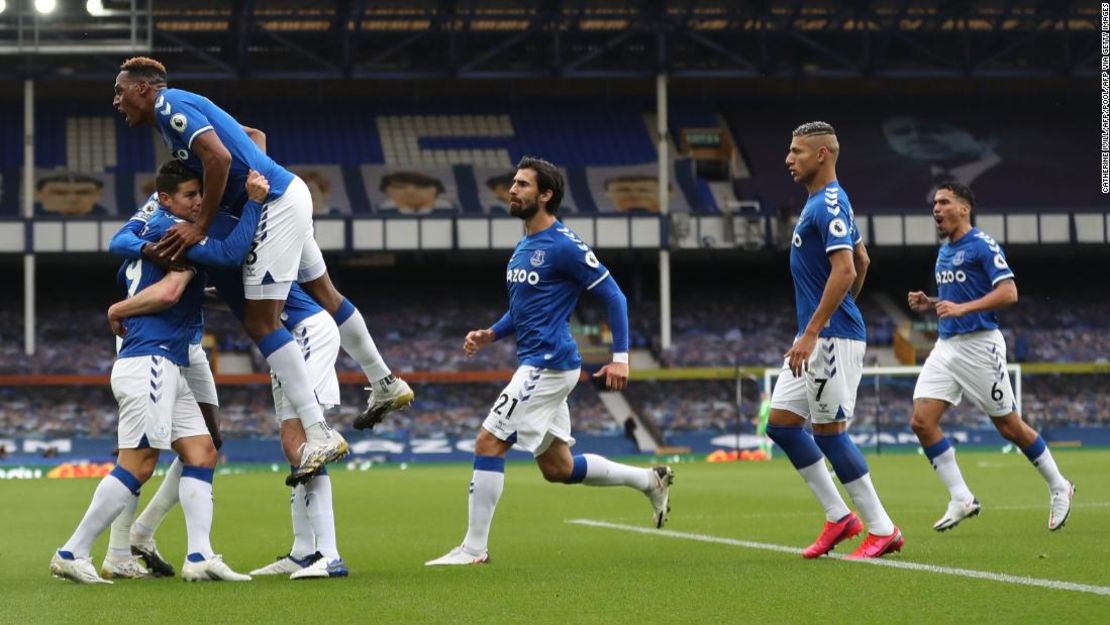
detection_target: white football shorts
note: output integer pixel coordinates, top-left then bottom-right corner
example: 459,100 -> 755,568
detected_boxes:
482,366 -> 580,456
243,175 -> 327,300
112,355 -> 208,450
272,311 -> 341,423
913,329 -> 1016,418
183,343 -> 219,407
771,336 -> 865,424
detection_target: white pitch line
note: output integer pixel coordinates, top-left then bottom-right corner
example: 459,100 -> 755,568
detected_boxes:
590,501 -> 1110,526
567,519 -> 1110,597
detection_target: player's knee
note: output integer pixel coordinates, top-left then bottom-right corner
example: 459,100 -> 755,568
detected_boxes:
242,305 -> 283,341
765,420 -> 812,443
300,277 -> 342,312
244,318 -> 281,342
133,457 -> 157,483
197,445 -> 218,469
993,415 -> 1028,444
909,413 -> 931,436
910,402 -> 941,437
473,429 -> 505,457
182,441 -> 218,468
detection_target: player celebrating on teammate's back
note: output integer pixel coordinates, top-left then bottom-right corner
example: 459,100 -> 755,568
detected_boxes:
907,182 -> 1074,532
113,57 -> 413,483
425,157 -> 673,566
766,121 -> 902,560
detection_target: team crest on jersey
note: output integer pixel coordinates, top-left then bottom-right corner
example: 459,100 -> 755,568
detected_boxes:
828,218 -> 848,238
170,113 -> 188,133
952,251 -> 965,266
174,149 -> 189,161
530,249 -> 546,267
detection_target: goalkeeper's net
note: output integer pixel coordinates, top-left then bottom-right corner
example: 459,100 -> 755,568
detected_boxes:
759,364 -> 1023,453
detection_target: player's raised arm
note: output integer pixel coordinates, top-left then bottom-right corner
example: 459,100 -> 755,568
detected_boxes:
109,212 -> 189,273
177,171 -> 268,268
108,219 -> 148,259
107,268 -> 196,336
108,199 -> 156,259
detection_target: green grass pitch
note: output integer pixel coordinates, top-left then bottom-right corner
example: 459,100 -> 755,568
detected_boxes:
3,449 -> 1107,624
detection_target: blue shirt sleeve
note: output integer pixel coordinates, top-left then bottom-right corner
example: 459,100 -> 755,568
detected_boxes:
815,206 -> 855,253
157,90 -> 215,150
556,232 -> 611,291
490,311 -> 514,340
108,219 -> 148,259
843,198 -> 863,246
977,234 -> 1015,286
849,212 -> 863,246
183,200 -> 262,268
590,276 -> 629,354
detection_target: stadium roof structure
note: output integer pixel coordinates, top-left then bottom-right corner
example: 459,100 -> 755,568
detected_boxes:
0,0 -> 1100,80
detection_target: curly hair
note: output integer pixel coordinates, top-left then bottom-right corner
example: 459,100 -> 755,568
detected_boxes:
120,57 -> 167,85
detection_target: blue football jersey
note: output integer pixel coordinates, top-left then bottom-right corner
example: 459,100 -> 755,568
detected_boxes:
935,228 -> 1015,338
789,181 -> 866,341
132,192 -> 160,224
117,211 -> 207,366
108,193 -> 161,260
202,214 -> 324,330
504,222 -> 612,370
112,199 -> 205,347
153,88 -> 293,215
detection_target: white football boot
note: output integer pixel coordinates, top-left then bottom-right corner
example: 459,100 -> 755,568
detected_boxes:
354,377 -> 415,430
289,424 -> 349,485
249,553 -> 319,576
50,552 -> 112,585
289,555 -> 349,579
424,546 -> 490,567
646,465 -> 675,529
1048,482 -> 1075,531
932,497 -> 982,532
181,555 -> 252,582
100,554 -> 152,579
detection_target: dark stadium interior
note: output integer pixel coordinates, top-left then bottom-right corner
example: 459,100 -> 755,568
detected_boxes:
1,4 -> 1108,619
0,0 -> 1104,456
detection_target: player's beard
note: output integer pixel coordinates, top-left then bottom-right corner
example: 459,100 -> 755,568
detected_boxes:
509,197 -> 540,220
